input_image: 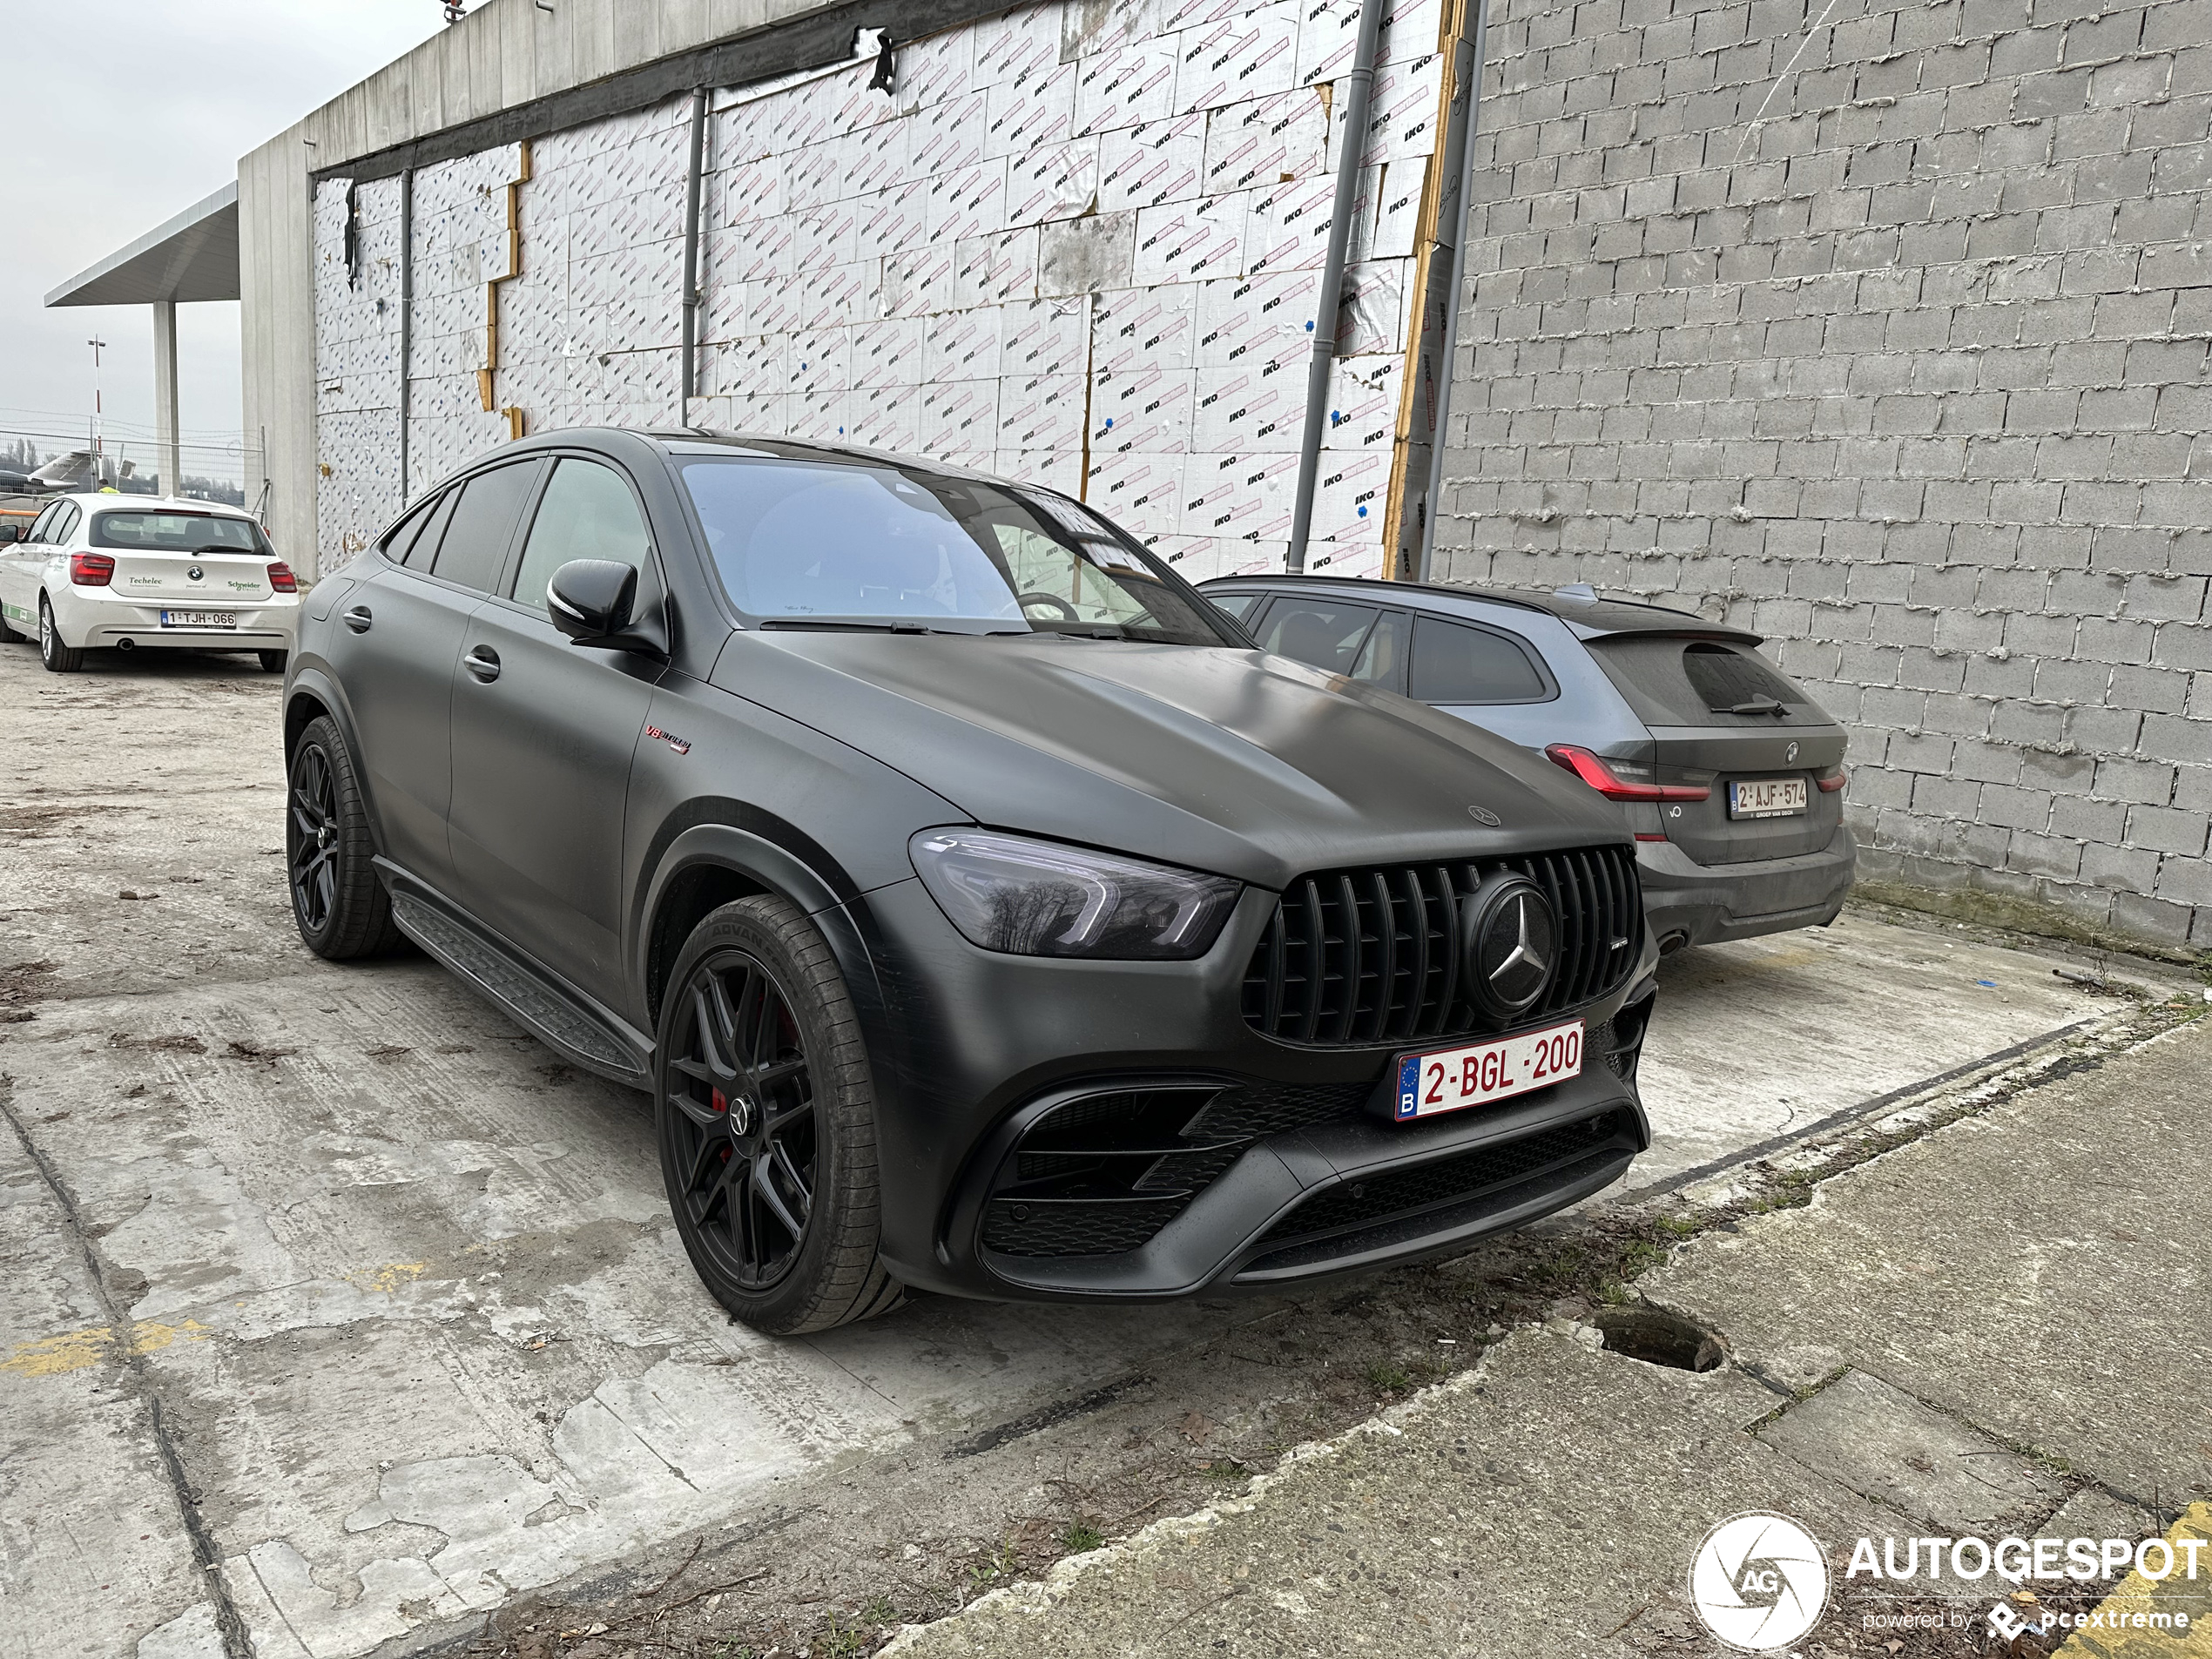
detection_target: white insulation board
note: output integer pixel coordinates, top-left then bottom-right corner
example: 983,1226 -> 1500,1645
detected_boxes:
312,0 -> 1448,578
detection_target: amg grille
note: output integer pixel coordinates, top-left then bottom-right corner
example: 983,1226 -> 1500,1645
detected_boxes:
1241,846 -> 1642,1048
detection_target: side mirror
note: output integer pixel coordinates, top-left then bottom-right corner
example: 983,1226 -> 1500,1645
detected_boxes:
547,558 -> 666,658
0,523 -> 23,543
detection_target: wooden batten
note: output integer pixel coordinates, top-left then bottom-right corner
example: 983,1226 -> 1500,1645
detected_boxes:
1381,0 -> 1474,575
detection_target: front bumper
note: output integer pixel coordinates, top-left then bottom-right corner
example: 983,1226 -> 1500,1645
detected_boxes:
1637,823 -> 1857,949
841,874 -> 1659,1304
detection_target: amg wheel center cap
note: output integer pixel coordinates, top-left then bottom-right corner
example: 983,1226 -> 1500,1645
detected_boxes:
316,823 -> 335,851
728,1095 -> 754,1136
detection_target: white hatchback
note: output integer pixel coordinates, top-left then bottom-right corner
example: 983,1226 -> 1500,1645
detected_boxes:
0,494 -> 300,673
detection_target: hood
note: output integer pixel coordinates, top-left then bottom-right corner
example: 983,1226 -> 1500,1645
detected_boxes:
710,631 -> 1626,889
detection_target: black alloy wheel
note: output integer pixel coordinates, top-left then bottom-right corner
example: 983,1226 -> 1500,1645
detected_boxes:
656,896 -> 900,1334
665,951 -> 818,1290
286,714 -> 404,959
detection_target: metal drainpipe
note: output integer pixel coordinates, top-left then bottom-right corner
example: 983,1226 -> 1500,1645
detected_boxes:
680,87 -> 708,417
1286,0 -> 1388,577
1416,0 -> 1489,583
399,165 -> 414,503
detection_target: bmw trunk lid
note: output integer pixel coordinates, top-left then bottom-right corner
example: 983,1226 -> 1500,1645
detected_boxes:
109,550 -> 273,604
1583,633 -> 1846,866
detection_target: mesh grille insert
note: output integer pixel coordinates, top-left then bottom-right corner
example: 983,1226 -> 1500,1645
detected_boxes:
1257,1111 -> 1638,1248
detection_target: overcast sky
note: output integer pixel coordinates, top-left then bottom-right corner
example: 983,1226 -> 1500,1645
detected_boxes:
2,3 -> 448,484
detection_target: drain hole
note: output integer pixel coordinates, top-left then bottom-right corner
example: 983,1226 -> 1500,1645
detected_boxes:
1595,1306 -> 1727,1372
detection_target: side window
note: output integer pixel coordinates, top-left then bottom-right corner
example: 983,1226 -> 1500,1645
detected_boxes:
51,504 -> 83,546
25,504 -> 60,544
1408,617 -> 1552,705
509,459 -> 653,614
1349,610 -> 1411,692
431,462 -> 541,593
402,491 -> 459,570
380,497 -> 436,566
1254,598 -> 1380,678
1207,590 -> 1264,624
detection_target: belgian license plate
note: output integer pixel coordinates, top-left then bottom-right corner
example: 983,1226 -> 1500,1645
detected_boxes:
1393,1020 -> 1583,1123
1730,777 -> 1807,819
159,609 -> 238,629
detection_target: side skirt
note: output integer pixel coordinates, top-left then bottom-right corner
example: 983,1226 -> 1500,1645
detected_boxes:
378,861 -> 653,1089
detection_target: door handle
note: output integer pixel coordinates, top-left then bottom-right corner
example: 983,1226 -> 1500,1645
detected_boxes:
341,604 -> 372,633
462,644 -> 502,682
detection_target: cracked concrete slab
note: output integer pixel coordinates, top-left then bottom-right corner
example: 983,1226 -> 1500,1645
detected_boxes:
0,644 -> 2168,1658
1757,1368 -> 2067,1534
1651,1018 -> 2212,1511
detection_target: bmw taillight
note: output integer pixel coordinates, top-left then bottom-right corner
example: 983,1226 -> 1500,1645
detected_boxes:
267,562 -> 299,593
69,552 -> 114,587
1545,744 -> 1711,803
1816,765 -> 1846,793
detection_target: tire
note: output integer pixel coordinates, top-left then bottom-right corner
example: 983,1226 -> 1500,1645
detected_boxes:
259,650 -> 288,674
655,895 -> 901,1335
38,597 -> 83,672
287,715 -> 404,959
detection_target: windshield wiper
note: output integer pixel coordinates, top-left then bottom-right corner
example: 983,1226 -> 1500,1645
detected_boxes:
758,618 -> 1009,636
1712,695 -> 1790,716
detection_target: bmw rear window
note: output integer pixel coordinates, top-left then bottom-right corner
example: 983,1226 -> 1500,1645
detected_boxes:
91,511 -> 272,555
1587,637 -> 1827,726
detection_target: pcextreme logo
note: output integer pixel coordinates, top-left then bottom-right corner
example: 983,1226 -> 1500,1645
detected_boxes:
1689,1512 -> 1831,1651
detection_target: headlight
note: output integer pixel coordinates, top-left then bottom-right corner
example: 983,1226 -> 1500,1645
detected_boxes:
910,829 -> 1241,960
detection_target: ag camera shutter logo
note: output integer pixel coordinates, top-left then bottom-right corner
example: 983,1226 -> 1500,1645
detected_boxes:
1689,1512 -> 1831,1650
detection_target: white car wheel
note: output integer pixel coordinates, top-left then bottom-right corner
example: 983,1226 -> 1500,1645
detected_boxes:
38,597 -> 84,673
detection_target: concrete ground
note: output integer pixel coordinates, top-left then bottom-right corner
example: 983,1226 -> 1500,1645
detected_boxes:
0,644 -> 2190,1659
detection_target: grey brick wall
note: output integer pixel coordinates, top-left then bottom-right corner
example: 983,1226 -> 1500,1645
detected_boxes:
1430,0 -> 2212,951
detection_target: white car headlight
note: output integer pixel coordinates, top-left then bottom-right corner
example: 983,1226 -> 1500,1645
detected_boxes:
910,829 -> 1241,960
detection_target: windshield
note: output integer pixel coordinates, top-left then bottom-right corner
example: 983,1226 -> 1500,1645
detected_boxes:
678,457 -> 1235,645
91,511 -> 273,556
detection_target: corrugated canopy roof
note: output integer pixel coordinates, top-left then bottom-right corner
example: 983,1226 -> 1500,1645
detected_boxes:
45,182 -> 239,307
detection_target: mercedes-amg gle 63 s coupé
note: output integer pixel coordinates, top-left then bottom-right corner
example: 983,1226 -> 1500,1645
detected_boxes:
285,430 -> 1660,1333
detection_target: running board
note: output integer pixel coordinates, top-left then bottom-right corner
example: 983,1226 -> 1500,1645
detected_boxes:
386,886 -> 651,1089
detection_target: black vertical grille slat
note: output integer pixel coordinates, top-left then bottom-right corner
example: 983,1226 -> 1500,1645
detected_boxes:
1371,870 -> 1399,1042
1298,877 -> 1326,1043
1244,846 -> 1641,1048
1399,867 -> 1430,1037
1557,852 -> 1589,1010
1431,867 -> 1460,1037
1334,873 -> 1363,1044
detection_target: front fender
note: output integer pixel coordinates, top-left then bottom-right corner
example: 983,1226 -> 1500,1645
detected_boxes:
282,661 -> 388,856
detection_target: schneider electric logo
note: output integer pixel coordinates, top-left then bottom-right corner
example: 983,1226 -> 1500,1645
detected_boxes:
1690,1512 -> 1831,1651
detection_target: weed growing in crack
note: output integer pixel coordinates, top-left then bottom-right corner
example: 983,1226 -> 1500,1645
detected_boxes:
1365,1360 -> 1413,1393
1061,1520 -> 1106,1554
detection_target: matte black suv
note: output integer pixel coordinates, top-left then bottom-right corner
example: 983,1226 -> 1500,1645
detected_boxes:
1201,576 -> 1856,954
285,431 -> 1660,1333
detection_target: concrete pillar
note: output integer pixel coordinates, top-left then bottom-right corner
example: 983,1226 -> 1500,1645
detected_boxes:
152,300 -> 181,498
